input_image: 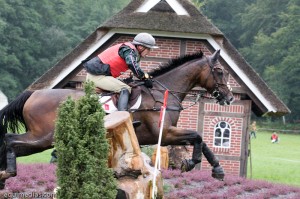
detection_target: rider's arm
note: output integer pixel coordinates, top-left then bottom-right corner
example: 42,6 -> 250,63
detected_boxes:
119,44 -> 145,79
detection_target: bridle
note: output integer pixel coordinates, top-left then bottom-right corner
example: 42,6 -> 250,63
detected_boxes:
202,57 -> 230,102
129,55 -> 230,112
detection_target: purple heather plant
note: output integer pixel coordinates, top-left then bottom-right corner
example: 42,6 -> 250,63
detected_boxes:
161,169 -> 182,179
224,185 -> 244,196
241,180 -> 261,192
0,163 -> 57,195
1,163 -> 300,199
223,175 -> 245,186
45,181 -> 56,192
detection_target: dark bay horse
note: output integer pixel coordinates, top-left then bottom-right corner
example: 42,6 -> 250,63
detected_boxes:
0,50 -> 234,188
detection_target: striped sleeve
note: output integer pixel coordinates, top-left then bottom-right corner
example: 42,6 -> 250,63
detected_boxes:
119,45 -> 145,79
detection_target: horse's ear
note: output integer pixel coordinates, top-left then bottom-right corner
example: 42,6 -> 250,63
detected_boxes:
211,49 -> 221,64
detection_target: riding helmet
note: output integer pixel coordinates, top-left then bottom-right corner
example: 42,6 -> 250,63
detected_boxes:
132,33 -> 159,49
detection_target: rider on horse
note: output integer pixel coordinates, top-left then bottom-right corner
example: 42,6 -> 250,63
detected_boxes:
84,32 -> 159,111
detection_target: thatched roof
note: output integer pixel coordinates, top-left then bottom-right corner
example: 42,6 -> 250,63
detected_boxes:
28,0 -> 290,116
101,0 -> 222,35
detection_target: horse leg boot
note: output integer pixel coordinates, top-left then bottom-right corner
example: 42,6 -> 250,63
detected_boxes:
4,135 -> 17,178
0,150 -> 16,182
0,139 -> 7,189
181,134 -> 202,172
5,150 -> 17,177
202,142 -> 225,180
0,135 -> 17,181
118,88 -> 141,128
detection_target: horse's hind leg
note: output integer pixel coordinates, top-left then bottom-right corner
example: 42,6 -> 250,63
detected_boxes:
0,142 -> 6,189
1,132 -> 53,179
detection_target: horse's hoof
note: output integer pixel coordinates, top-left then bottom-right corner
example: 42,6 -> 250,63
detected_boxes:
0,171 -> 6,180
181,159 -> 195,172
212,165 -> 225,180
0,171 -> 16,180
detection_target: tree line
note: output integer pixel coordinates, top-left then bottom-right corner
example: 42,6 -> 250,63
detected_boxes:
0,0 -> 299,121
0,0 -> 129,100
195,0 -> 299,121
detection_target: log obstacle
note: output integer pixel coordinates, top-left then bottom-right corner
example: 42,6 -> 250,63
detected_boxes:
104,111 -> 164,199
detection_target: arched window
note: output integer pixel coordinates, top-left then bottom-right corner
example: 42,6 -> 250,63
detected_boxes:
214,121 -> 231,148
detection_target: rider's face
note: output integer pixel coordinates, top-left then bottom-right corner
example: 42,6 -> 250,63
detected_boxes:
138,46 -> 151,58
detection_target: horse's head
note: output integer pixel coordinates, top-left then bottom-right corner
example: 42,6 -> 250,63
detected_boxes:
201,50 -> 234,105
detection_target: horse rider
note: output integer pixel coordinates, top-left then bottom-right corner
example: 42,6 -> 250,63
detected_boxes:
84,32 -> 159,111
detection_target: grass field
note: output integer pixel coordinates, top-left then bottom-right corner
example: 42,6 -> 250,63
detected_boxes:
16,131 -> 300,187
17,149 -> 53,164
247,130 -> 300,187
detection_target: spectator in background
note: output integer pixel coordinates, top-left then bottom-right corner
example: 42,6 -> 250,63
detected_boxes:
250,121 -> 257,139
271,132 -> 279,143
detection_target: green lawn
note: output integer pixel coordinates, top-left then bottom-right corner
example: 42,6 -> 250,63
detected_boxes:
17,149 -> 53,164
248,131 -> 300,187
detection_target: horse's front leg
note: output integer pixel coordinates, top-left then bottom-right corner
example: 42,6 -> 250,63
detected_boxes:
201,142 -> 224,180
164,127 -> 202,171
165,126 -> 224,180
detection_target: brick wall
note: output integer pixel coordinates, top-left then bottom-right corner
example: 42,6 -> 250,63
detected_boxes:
177,102 -> 199,130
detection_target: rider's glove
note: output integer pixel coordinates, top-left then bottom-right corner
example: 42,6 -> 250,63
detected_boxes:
143,73 -> 150,79
143,73 -> 153,88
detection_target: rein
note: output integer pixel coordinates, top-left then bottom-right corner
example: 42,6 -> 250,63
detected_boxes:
129,54 -> 224,112
151,79 -> 205,110
129,79 -> 212,113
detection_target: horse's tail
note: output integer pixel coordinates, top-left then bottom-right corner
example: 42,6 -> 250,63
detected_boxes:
0,90 -> 34,135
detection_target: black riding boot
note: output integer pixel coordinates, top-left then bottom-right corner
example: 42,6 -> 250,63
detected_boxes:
117,88 -> 141,128
118,88 -> 130,111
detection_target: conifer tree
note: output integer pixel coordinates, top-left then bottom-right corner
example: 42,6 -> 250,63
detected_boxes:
55,82 -> 117,199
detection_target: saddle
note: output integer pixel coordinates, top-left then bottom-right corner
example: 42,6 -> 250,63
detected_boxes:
95,85 -> 142,113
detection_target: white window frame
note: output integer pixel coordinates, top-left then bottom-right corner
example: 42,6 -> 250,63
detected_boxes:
213,121 -> 231,148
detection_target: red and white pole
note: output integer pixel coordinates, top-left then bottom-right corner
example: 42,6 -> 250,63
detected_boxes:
152,90 -> 168,198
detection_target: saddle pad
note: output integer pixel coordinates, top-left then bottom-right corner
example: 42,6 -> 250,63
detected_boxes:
99,95 -> 142,114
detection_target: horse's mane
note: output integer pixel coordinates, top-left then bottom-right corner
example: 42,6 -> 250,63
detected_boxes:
122,51 -> 204,83
149,51 -> 203,77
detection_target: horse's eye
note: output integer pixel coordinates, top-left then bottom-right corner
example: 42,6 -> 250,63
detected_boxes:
216,68 -> 223,75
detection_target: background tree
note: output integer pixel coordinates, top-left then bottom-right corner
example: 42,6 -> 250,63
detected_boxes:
197,0 -> 252,48
1,0 -> 299,121
0,0 -> 129,100
194,0 -> 300,121
55,82 -> 117,198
